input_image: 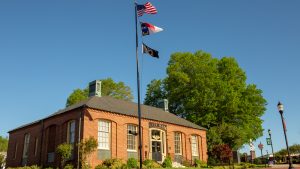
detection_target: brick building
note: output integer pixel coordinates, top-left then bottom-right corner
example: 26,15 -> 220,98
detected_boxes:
6,81 -> 207,168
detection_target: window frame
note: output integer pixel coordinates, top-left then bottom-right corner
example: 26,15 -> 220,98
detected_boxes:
22,133 -> 30,160
98,120 -> 111,150
174,132 -> 182,155
191,135 -> 199,157
14,142 -> 18,159
67,120 -> 76,144
127,124 -> 138,152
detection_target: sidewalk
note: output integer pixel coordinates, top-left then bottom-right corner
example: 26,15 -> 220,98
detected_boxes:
265,164 -> 300,169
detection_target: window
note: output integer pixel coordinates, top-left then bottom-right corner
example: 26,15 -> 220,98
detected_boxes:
174,132 -> 182,155
22,133 -> 30,165
127,124 -> 137,151
47,125 -> 56,163
67,120 -> 76,159
34,138 -> 38,156
22,134 -> 30,159
14,143 -> 18,159
98,120 -> 110,150
191,135 -> 199,156
68,121 -> 76,144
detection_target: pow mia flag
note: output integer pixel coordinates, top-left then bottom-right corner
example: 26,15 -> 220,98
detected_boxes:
142,43 -> 159,58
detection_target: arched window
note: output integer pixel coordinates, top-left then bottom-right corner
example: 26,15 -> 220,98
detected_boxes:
191,135 -> 199,157
67,120 -> 76,159
22,133 -> 30,166
98,120 -> 111,150
174,132 -> 182,155
67,120 -> 76,144
127,124 -> 137,151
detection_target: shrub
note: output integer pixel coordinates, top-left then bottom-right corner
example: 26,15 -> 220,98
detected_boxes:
194,159 -> 206,168
162,156 -> 172,168
78,137 -> 98,169
7,166 -> 41,169
127,158 -> 138,168
30,166 -> 40,169
194,159 -> 200,167
95,164 -> 108,169
64,164 -> 74,169
56,143 -> 73,168
143,159 -> 161,168
102,158 -> 125,169
238,162 -> 256,169
182,160 -> 192,167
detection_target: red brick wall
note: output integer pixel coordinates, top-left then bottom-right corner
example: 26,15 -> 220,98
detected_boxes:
83,108 -> 207,168
6,108 -> 83,168
7,107 -> 207,168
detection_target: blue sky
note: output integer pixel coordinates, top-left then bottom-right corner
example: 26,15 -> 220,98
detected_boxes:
0,0 -> 299,156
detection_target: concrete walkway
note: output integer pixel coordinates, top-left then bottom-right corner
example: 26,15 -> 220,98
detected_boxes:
265,164 -> 300,169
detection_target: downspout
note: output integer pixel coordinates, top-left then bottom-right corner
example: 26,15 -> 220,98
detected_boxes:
77,107 -> 83,169
39,120 -> 44,167
199,135 -> 203,161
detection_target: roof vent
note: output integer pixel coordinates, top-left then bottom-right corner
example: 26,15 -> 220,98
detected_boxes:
163,99 -> 169,112
158,99 -> 169,112
89,80 -> 101,97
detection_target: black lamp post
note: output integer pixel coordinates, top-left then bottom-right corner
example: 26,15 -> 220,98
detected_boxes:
268,129 -> 275,163
277,102 -> 294,169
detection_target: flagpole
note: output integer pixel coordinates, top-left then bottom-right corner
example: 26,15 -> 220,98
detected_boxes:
134,1 -> 143,168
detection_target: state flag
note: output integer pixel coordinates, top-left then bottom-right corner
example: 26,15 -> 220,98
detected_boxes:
140,22 -> 163,36
142,43 -> 159,58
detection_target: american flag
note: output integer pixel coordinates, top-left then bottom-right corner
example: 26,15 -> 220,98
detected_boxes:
136,2 -> 157,17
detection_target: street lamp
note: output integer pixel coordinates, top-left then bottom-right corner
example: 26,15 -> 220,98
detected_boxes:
268,129 -> 275,163
277,102 -> 294,169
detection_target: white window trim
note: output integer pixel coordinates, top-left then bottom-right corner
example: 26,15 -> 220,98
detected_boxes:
191,135 -> 199,157
174,132 -> 182,155
98,120 -> 111,150
127,124 -> 138,152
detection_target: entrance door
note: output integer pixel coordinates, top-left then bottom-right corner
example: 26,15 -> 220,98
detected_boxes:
152,141 -> 162,161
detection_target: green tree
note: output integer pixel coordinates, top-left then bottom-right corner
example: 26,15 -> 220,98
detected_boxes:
66,78 -> 134,107
144,51 -> 267,151
56,143 -> 73,169
289,144 -> 300,154
144,79 -> 166,107
78,137 -> 98,169
0,136 -> 8,152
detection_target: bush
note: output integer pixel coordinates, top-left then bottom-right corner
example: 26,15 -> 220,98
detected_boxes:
56,143 -> 72,168
194,159 -> 206,168
143,159 -> 161,168
102,158 -> 125,169
7,166 -> 41,169
95,164 -> 108,169
64,164 -> 74,169
238,162 -> 256,169
182,160 -> 192,167
208,156 -> 219,166
162,156 -> 172,168
127,158 -> 138,168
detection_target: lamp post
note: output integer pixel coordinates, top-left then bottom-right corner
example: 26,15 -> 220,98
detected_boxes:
268,129 -> 275,163
277,102 -> 294,169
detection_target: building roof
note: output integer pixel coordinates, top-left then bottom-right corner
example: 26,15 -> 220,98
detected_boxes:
9,96 -> 206,132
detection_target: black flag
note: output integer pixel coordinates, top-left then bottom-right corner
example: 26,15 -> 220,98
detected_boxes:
142,43 -> 159,58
